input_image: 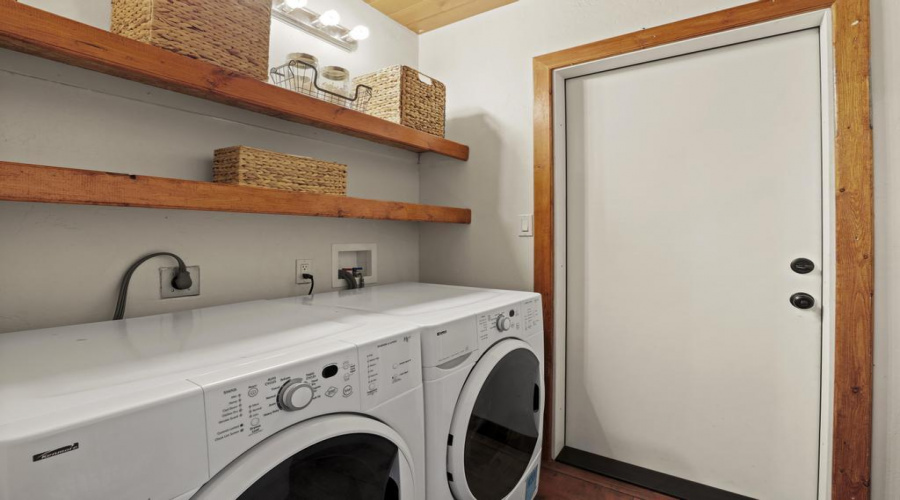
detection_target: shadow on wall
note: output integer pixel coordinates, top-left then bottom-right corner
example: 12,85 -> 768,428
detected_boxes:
419,112 -> 530,291
18,0 -> 112,29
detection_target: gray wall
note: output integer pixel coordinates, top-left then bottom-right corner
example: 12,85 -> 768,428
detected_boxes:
418,1 -> 900,497
0,0 -> 421,332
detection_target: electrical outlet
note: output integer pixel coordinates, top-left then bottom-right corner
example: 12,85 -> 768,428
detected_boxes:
159,266 -> 200,298
296,259 -> 313,284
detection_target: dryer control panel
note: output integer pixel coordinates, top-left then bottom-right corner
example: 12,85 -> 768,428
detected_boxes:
421,316 -> 478,368
421,295 -> 543,369
476,296 -> 543,348
188,341 -> 361,476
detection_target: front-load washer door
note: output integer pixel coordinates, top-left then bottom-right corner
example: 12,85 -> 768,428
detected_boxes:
192,414 -> 415,500
447,339 -> 543,500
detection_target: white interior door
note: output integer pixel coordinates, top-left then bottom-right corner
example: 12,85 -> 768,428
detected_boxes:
565,29 -> 824,499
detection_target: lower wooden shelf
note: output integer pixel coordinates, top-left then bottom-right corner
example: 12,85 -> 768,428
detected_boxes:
0,162 -> 472,224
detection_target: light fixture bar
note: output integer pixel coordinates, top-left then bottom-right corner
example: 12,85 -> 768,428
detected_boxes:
271,1 -> 360,52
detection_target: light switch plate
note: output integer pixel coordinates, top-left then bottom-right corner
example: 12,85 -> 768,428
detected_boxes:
519,214 -> 534,237
160,266 -> 200,298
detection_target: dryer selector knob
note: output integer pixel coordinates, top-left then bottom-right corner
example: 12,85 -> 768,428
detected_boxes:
279,381 -> 315,411
496,314 -> 512,332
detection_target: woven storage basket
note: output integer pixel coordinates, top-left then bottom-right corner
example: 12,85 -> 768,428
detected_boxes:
353,66 -> 446,137
111,0 -> 272,80
213,146 -> 347,196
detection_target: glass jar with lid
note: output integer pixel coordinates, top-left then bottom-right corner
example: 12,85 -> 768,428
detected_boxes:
321,65 -> 351,107
285,52 -> 317,94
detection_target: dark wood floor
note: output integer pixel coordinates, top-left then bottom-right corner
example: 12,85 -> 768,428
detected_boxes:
537,461 -> 676,500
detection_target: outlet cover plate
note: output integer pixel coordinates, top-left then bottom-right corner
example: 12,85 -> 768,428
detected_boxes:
160,266 -> 200,298
296,259 -> 313,284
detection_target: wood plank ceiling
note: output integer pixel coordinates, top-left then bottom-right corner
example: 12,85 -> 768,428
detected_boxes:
364,0 -> 517,33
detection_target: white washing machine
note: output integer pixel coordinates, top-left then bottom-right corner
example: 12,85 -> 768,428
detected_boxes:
0,300 -> 425,500
276,283 -> 545,500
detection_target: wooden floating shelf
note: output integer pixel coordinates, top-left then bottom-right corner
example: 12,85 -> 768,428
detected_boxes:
0,1 -> 469,161
0,162 -> 472,224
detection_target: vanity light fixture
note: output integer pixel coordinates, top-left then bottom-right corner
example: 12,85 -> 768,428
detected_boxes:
272,1 -> 369,52
280,0 -> 307,12
347,25 -> 370,41
316,9 -> 341,27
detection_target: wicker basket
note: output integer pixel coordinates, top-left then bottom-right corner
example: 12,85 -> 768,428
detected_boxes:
353,66 -> 446,137
111,0 -> 272,80
213,146 -> 347,196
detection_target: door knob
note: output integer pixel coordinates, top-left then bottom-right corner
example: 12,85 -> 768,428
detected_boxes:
790,292 -> 816,310
790,258 -> 815,274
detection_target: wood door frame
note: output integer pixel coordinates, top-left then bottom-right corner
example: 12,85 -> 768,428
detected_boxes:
533,1 -> 873,498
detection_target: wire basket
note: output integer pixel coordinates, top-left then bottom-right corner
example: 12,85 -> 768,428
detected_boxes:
271,60 -> 372,113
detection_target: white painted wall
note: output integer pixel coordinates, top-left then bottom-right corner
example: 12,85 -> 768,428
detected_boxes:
269,0 -> 417,78
416,0 -> 749,291
417,0 -> 900,498
0,0 -> 420,332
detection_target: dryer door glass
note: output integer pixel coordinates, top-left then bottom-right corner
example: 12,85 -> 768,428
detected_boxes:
237,433 -> 402,500
464,348 -> 541,499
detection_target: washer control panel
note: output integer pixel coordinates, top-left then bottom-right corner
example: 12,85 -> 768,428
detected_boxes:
188,341 -> 361,475
476,297 -> 543,347
356,331 -> 422,410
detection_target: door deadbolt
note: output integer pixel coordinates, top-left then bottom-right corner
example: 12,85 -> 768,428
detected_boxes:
790,292 -> 816,310
790,258 -> 815,274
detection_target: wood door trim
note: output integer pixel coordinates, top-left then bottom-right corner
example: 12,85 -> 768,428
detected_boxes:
532,1 -> 873,498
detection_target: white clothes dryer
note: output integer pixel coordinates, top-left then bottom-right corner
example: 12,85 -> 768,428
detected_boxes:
276,283 -> 545,500
0,299 -> 425,500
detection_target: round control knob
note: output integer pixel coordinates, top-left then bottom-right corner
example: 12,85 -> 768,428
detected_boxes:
278,381 -> 315,411
496,314 -> 512,332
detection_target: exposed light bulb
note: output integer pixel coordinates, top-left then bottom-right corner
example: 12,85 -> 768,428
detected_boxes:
318,9 -> 341,26
348,25 -> 370,41
282,0 -> 307,11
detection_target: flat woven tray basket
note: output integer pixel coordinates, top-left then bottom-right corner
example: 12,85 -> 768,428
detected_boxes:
213,146 -> 347,196
111,0 -> 272,80
353,65 -> 446,137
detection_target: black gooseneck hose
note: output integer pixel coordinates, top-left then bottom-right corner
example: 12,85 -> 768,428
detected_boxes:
114,252 -> 192,320
338,268 -> 358,289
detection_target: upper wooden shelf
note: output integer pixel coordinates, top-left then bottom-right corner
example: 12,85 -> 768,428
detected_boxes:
0,162 -> 472,224
0,1 -> 469,161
